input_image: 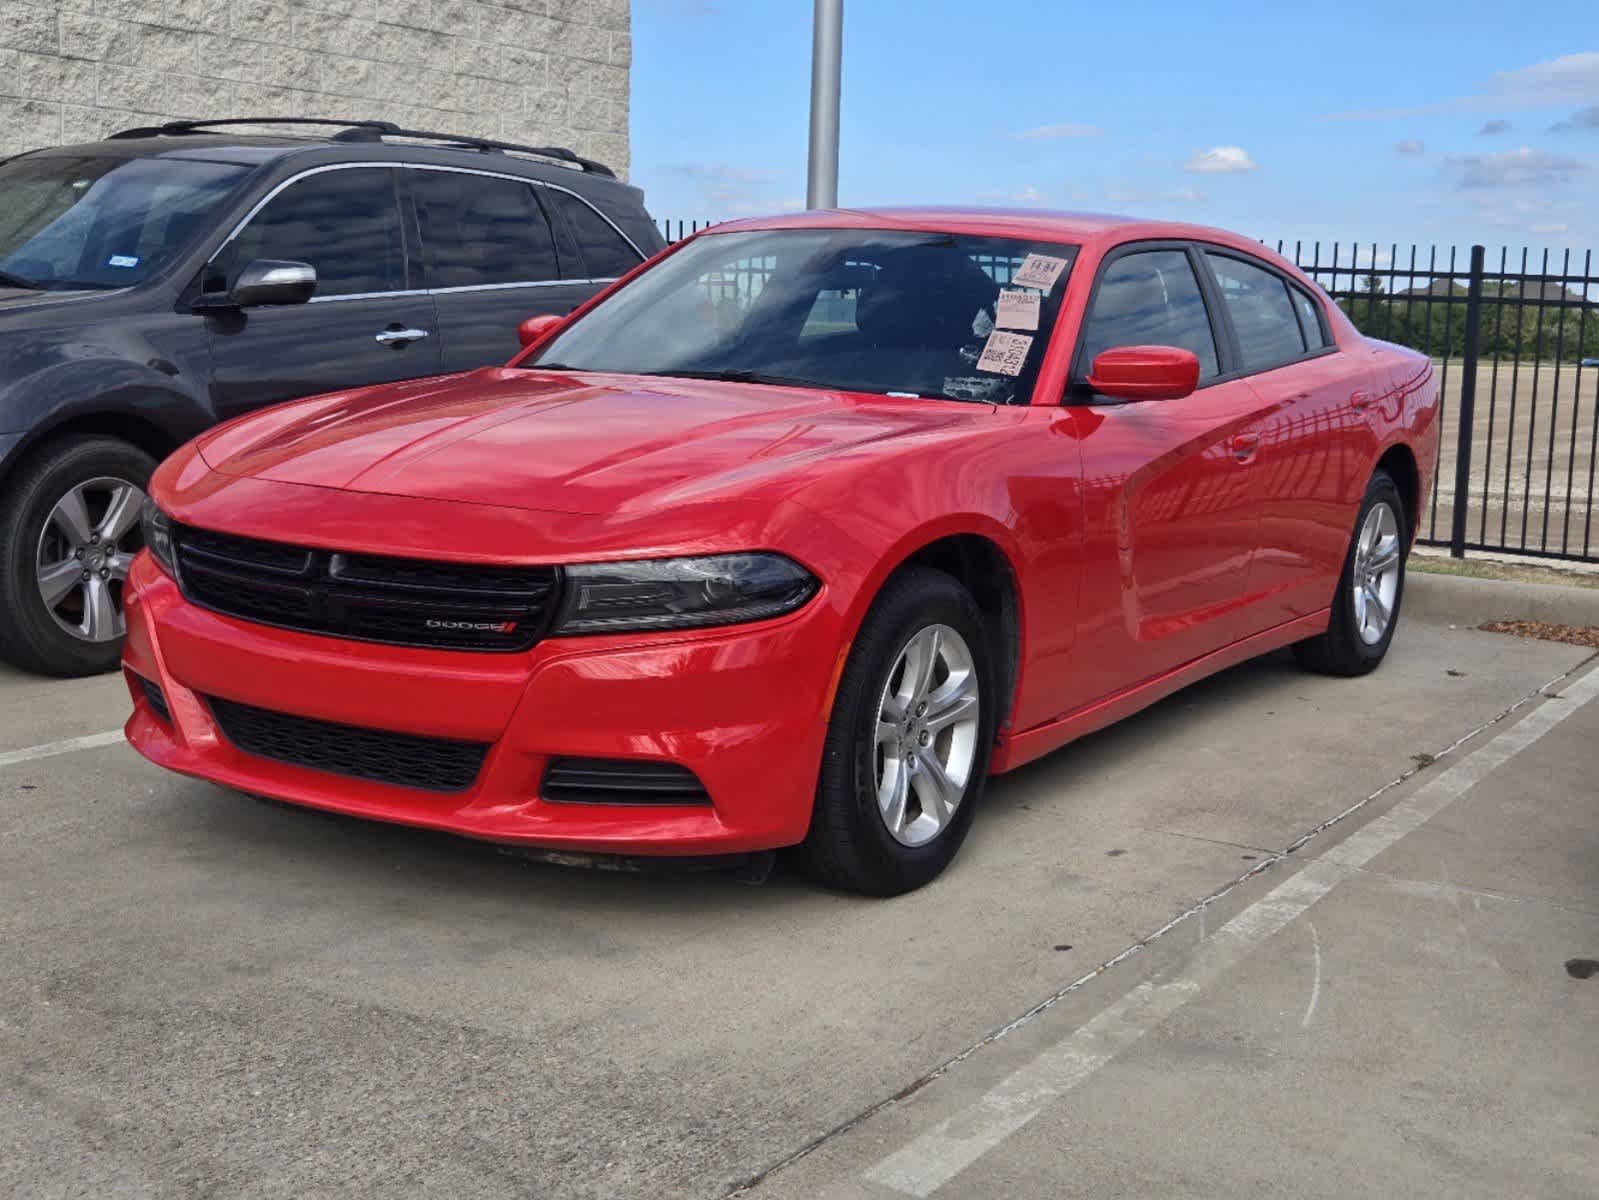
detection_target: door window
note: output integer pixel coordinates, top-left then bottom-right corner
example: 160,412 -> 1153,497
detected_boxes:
411,170 -> 558,288
217,167 -> 405,298
1204,252 -> 1308,371
1290,284 -> 1329,349
544,190 -> 642,279
1079,249 -> 1219,379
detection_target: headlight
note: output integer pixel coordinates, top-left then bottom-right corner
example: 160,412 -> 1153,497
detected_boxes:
552,553 -> 817,635
140,495 -> 176,575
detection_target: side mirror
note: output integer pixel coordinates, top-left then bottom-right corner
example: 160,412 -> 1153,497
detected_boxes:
230,259 -> 316,307
518,313 -> 566,348
1085,345 -> 1200,402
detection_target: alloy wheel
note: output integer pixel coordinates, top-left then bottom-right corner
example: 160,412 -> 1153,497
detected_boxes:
873,623 -> 982,847
1351,500 -> 1402,646
34,476 -> 145,643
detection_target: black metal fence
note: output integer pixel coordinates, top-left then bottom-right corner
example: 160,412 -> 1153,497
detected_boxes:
658,220 -> 1599,565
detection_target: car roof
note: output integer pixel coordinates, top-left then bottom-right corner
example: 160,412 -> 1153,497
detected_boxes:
704,206 -> 1271,255
21,132 -> 629,190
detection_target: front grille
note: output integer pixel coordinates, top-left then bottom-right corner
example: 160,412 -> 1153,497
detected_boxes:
172,524 -> 558,651
135,674 -> 171,723
208,696 -> 488,793
542,757 -> 712,805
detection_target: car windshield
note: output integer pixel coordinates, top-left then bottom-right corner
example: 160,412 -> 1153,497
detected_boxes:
0,154 -> 250,290
528,228 -> 1079,404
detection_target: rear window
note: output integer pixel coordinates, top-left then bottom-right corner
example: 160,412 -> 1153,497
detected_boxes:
1204,252 -> 1307,372
544,190 -> 642,280
411,170 -> 559,288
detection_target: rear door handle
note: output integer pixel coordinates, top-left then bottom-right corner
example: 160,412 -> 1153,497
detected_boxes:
1230,431 -> 1260,463
1351,390 -> 1374,410
375,327 -> 430,346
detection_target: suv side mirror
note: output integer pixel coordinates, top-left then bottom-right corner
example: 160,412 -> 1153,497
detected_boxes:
518,313 -> 566,348
1085,345 -> 1200,402
230,259 -> 317,307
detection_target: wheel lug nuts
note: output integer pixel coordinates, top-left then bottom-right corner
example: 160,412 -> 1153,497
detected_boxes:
90,534 -> 100,544
916,702 -> 927,716
919,730 -> 931,746
99,569 -> 110,579
74,548 -> 84,560
81,570 -> 91,580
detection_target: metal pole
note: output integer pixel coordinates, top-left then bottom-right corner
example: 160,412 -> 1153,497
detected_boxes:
1450,244 -> 1486,558
807,0 -> 842,209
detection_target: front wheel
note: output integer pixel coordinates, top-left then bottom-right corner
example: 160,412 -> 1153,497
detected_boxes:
802,566 -> 995,896
1293,469 -> 1407,677
0,436 -> 156,677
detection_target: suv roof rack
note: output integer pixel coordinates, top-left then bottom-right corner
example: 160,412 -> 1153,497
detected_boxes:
105,117 -> 617,178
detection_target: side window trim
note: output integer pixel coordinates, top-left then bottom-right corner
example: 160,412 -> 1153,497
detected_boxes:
202,160 -> 645,300
1192,243 -> 1339,377
539,185 -> 644,282
1068,238 -> 1231,394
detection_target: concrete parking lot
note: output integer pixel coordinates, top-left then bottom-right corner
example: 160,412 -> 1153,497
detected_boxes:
2,598 -> 1596,1199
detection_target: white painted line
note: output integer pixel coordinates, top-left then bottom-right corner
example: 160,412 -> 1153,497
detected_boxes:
0,729 -> 125,770
1300,920 -> 1322,1028
865,664 -> 1599,1197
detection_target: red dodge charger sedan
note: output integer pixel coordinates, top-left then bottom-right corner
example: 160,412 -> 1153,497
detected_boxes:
124,210 -> 1439,894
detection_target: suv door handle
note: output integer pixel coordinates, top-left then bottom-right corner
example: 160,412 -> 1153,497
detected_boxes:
375,326 -> 429,346
1230,431 -> 1260,463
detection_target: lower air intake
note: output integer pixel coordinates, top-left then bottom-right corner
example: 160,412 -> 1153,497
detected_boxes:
207,696 -> 488,793
542,757 -> 712,805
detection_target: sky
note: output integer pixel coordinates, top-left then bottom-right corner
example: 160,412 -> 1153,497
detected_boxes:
630,0 -> 1599,272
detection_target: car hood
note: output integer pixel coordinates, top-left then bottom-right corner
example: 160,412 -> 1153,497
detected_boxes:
196,368 -> 981,516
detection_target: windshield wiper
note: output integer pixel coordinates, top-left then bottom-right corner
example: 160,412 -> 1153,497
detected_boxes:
634,368 -> 832,390
0,268 -> 40,289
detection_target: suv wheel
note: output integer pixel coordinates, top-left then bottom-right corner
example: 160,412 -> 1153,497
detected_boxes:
802,566 -> 995,895
0,436 -> 156,677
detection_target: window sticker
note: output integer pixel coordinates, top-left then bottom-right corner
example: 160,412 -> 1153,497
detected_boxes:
976,330 -> 1033,376
107,254 -> 140,268
944,375 -> 1008,402
1011,253 -> 1068,292
972,306 -> 995,338
995,289 -> 1041,331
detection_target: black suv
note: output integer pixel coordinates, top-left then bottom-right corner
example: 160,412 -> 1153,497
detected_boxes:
0,117 -> 663,676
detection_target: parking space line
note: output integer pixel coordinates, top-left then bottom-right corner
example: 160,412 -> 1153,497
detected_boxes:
863,662 -> 1599,1197
0,730 -> 125,770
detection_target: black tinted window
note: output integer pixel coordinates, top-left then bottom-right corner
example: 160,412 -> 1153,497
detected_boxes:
545,191 -> 642,279
1291,284 -> 1328,349
1205,252 -> 1307,371
411,170 -> 558,288
1080,249 -> 1219,378
224,168 -> 404,298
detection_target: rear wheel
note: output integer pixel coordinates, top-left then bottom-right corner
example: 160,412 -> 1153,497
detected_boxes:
1293,469 -> 1406,677
802,566 -> 995,896
0,436 -> 155,677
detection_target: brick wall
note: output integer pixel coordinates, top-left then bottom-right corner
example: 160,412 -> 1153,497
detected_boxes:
0,0 -> 631,177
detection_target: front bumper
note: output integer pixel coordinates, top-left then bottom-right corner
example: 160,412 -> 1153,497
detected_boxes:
122,553 -> 841,854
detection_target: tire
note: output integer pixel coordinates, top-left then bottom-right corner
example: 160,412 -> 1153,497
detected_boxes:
1292,469 -> 1407,677
0,436 -> 157,677
802,565 -> 996,896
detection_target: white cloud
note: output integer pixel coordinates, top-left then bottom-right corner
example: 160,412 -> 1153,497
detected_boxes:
1013,185 -> 1047,205
1478,119 -> 1512,135
1323,51 -> 1599,120
1529,222 -> 1570,235
1447,146 -> 1585,188
1183,146 -> 1257,174
1394,139 -> 1426,155
1005,123 -> 1102,140
1105,183 -> 1207,204
1552,104 -> 1599,132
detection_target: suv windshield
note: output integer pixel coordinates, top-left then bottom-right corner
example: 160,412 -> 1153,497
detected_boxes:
530,228 -> 1079,404
0,154 -> 249,290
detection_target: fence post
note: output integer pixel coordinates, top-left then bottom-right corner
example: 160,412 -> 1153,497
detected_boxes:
1449,244 -> 1485,557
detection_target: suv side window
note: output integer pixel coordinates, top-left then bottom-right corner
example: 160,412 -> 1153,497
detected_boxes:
544,190 -> 643,280
410,169 -> 559,289
217,167 -> 405,298
1203,252 -> 1307,372
1079,248 -> 1220,380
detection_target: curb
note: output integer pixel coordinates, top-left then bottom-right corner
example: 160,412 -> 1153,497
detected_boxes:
1406,571 -> 1599,628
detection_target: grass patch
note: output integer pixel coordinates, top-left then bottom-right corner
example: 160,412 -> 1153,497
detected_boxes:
1410,552 -> 1599,590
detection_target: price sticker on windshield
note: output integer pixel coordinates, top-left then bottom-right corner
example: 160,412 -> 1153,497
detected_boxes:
976,331 -> 1033,376
1011,253 -> 1069,292
995,289 -> 1041,331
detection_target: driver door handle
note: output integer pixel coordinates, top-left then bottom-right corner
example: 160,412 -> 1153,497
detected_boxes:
375,327 -> 429,346
1230,431 -> 1260,463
